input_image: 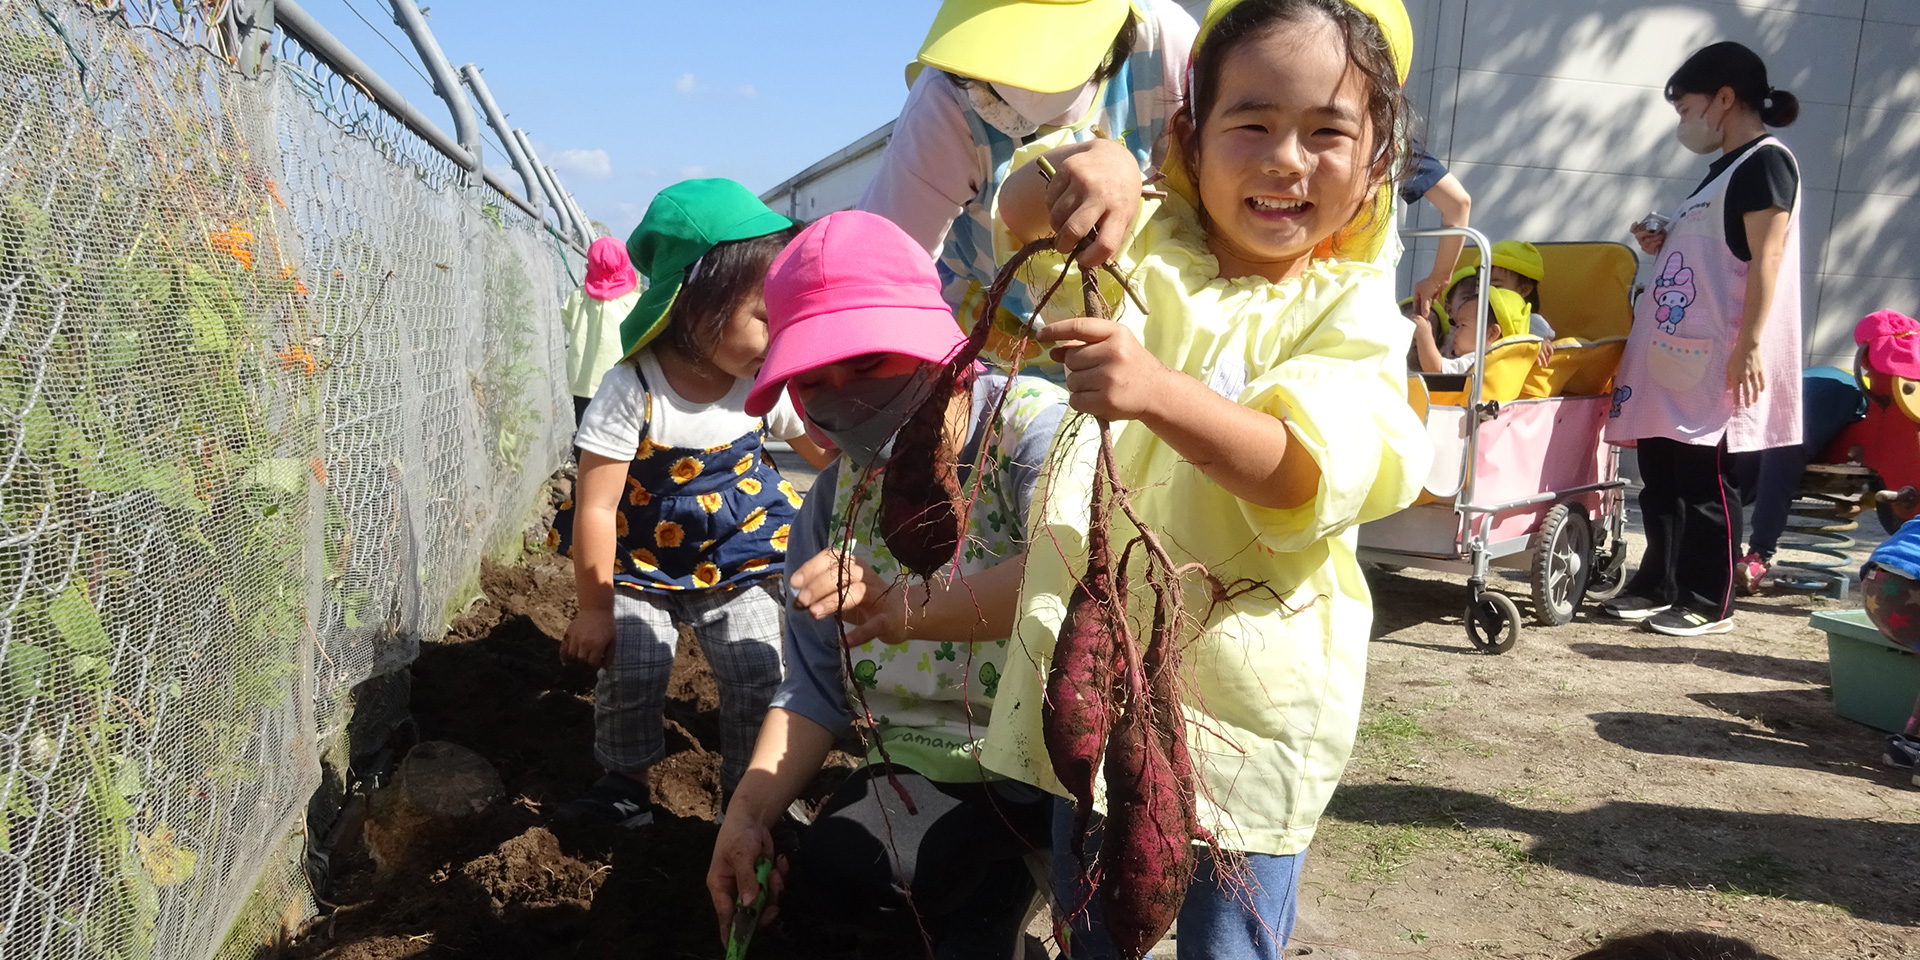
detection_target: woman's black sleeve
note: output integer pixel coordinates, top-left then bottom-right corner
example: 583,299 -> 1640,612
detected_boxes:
1722,145 -> 1799,261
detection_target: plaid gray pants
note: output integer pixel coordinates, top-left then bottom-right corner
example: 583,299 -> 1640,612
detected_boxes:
599,581 -> 785,792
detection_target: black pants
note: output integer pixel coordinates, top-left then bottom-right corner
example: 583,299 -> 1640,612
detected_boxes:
790,765 -> 1052,960
1628,436 -> 1741,619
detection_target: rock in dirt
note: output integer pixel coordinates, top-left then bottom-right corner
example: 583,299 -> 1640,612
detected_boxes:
363,741 -> 505,878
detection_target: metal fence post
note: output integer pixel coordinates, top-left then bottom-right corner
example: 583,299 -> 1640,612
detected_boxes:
460,63 -> 544,218
386,0 -> 481,176
514,129 -> 578,241
553,175 -> 595,242
517,131 -> 573,238
566,190 -> 598,239
230,0 -> 277,77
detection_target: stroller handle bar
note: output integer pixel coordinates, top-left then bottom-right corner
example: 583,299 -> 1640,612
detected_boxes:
1405,225 -> 1495,507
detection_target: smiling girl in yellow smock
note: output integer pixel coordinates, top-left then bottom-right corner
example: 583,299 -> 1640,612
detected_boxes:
983,0 -> 1431,955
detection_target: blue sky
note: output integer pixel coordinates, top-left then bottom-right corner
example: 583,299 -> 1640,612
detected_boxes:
302,0 -> 941,238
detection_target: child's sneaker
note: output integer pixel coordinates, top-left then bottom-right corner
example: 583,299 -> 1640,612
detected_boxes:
1886,734 -> 1920,770
1645,608 -> 1735,637
554,773 -> 656,829
1735,553 -> 1770,595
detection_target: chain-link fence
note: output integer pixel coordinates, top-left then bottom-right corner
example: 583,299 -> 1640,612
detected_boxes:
0,1 -> 581,956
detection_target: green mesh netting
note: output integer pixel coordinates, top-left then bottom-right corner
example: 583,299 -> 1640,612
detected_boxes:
0,2 -> 580,956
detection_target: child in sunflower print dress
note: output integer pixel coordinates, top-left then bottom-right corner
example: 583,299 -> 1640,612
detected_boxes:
552,179 -> 831,828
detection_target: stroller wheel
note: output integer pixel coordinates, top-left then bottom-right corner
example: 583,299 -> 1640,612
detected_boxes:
1465,592 -> 1521,654
1530,504 -> 1591,626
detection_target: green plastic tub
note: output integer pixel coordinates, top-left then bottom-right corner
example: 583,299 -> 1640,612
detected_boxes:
1810,609 -> 1920,734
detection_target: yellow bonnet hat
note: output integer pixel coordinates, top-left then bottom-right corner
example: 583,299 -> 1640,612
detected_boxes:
1195,0 -> 1411,84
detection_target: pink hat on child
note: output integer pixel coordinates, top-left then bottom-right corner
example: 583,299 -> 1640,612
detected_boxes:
746,210 -> 964,416
1856,309 -> 1920,380
583,235 -> 638,301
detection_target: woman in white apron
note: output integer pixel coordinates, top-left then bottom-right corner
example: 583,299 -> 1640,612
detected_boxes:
1602,41 -> 1804,637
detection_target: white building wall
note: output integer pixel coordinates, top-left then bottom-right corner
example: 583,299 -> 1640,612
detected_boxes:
762,0 -> 1920,369
760,123 -> 894,222
1402,0 -> 1920,368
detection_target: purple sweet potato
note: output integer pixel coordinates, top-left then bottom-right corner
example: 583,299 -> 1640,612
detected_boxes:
878,239 -> 1058,578
876,382 -> 964,579
1098,634 -> 1195,960
1042,481 -> 1119,859
1142,578 -> 1200,842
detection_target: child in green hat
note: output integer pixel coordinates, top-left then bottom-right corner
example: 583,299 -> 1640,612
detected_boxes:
550,178 -> 831,828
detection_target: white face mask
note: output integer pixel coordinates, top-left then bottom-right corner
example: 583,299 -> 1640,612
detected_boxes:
970,81 -> 1097,138
1675,105 -> 1723,154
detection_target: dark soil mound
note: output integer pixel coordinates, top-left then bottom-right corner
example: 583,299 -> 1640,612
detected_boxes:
283,553 -> 858,960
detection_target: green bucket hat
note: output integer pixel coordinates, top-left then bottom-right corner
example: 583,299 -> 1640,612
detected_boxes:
621,179 -> 794,357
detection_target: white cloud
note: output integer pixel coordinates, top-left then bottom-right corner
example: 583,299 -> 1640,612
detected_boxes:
675,72 -> 697,95
548,148 -> 613,180
680,165 -> 706,177
737,84 -> 757,98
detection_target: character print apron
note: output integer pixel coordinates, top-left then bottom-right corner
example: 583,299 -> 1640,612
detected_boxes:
1606,136 -> 1802,453
550,367 -> 802,593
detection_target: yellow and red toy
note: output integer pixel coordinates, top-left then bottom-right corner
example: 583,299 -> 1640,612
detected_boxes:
1820,310 -> 1920,532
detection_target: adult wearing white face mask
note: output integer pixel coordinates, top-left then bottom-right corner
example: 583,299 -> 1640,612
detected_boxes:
1603,41 -> 1804,638
858,0 -> 1198,366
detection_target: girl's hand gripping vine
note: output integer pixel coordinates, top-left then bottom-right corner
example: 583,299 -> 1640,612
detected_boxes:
1037,316 -> 1171,422
1001,139 -> 1144,269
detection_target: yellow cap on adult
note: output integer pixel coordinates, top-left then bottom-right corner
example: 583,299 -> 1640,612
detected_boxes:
912,0 -> 1134,92
1195,0 -> 1413,84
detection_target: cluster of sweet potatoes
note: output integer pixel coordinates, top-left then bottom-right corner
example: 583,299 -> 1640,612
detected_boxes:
876,251 -> 1201,960
1042,348 -> 1201,958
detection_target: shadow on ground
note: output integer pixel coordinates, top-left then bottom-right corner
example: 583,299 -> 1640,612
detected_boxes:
1324,783 -> 1920,926
1568,642 -> 1828,684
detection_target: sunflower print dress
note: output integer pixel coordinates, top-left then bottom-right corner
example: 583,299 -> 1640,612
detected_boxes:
551,370 -> 801,594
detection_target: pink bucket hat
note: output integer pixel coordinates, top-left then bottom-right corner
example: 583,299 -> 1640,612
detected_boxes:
583,235 -> 638,301
1856,309 -> 1920,380
746,210 -> 964,416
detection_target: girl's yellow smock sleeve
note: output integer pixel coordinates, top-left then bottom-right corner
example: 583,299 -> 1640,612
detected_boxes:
1237,267 -> 1429,554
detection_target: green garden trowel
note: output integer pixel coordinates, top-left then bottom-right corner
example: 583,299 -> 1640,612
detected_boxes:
726,857 -> 773,960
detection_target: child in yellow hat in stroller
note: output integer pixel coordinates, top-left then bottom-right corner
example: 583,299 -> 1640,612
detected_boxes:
1411,277 -> 1541,375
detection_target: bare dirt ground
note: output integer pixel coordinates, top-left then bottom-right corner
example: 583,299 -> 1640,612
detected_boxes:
287,451 -> 1918,959
1299,550 -> 1920,960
